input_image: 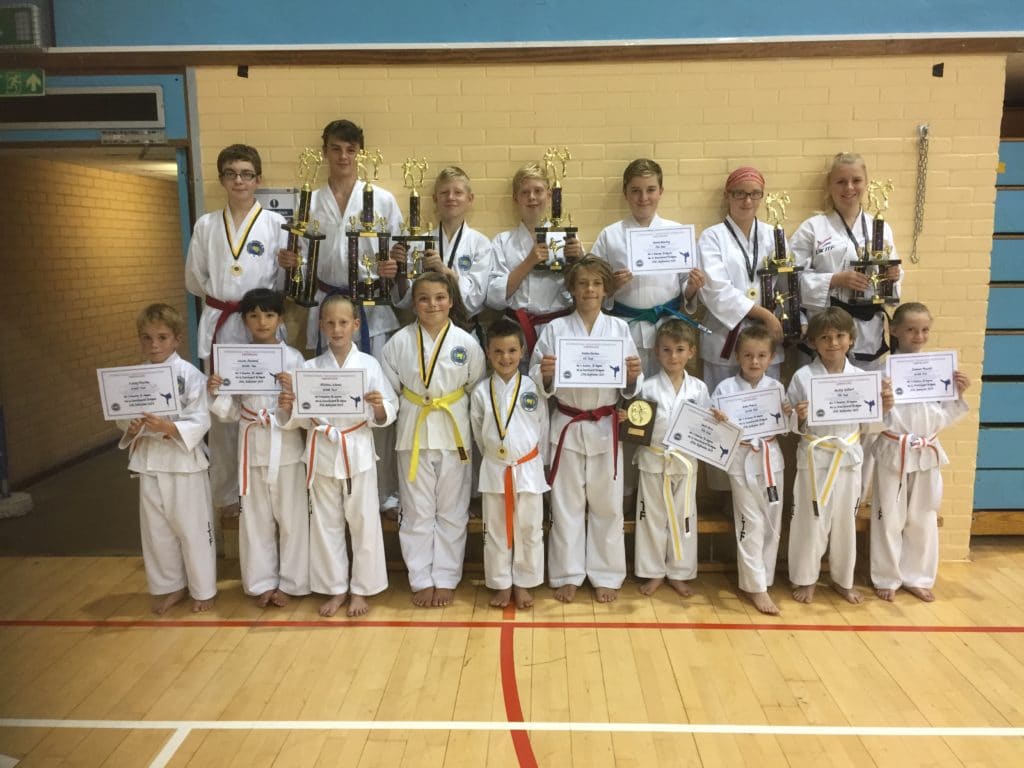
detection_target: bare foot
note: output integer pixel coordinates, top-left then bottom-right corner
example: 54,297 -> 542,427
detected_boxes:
832,583 -> 863,604
639,577 -> 664,596
553,584 -> 577,603
594,587 -> 619,603
792,584 -> 816,603
320,593 -> 348,617
904,586 -> 935,602
875,587 -> 896,602
490,588 -> 512,608
412,587 -> 434,607
748,591 -> 780,615
256,589 -> 276,608
192,597 -> 215,613
432,588 -> 454,607
513,586 -> 534,609
270,590 -> 290,607
667,579 -> 694,598
152,588 -> 187,615
347,594 -> 369,617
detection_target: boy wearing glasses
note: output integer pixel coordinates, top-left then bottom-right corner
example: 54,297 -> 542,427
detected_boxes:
185,144 -> 288,521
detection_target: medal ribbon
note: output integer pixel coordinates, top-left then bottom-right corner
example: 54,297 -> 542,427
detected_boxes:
723,218 -> 759,285
439,222 -> 466,269
489,372 -> 522,447
838,210 -> 869,254
418,321 -> 451,388
222,203 -> 263,263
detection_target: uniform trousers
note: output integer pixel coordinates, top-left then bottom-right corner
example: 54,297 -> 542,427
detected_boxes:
730,473 -> 783,593
870,465 -> 941,590
239,463 -> 310,596
634,468 -> 698,581
482,492 -> 544,590
788,464 -> 861,590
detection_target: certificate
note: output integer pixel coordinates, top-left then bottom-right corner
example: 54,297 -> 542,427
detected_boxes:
664,401 -> 743,471
627,225 -> 696,274
556,337 -> 626,388
97,364 -> 180,421
887,351 -> 958,404
293,369 -> 367,417
807,370 -> 883,426
213,344 -> 285,394
716,387 -> 787,440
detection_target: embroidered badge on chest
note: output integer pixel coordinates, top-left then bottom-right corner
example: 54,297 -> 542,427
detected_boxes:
457,255 -> 472,272
177,375 -> 186,396
247,240 -> 265,257
450,346 -> 468,365
520,391 -> 539,412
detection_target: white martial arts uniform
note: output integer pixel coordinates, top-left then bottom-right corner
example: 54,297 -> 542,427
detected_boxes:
712,374 -> 789,593
696,217 -> 785,394
487,222 -> 574,354
787,359 -> 878,590
870,363 -> 968,591
184,201 -> 288,507
592,214 -> 700,376
303,181 -> 403,355
633,371 -> 709,582
790,211 -> 902,370
470,372 -> 549,591
210,343 -> 308,597
530,312 -> 642,589
381,321 -> 485,591
117,353 -> 216,601
289,346 -> 397,598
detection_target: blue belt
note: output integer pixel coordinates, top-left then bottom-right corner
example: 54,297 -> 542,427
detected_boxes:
611,299 -> 711,334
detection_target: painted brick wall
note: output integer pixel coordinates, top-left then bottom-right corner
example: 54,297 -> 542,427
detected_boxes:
193,54 -> 1005,559
0,157 -> 186,485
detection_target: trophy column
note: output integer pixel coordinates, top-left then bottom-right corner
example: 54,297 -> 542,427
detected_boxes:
534,146 -> 578,272
394,157 -> 437,282
281,148 -> 323,306
346,148 -> 392,306
849,179 -> 901,305
756,191 -> 804,341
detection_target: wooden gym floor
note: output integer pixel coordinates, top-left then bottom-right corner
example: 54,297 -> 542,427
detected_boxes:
1,539 -> 1024,767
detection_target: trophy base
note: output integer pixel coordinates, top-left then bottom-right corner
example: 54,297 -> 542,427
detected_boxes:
291,296 -> 319,309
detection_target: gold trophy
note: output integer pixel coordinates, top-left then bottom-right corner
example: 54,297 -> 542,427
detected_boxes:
534,146 -> 579,272
346,149 -> 392,305
757,191 -> 804,341
394,157 -> 436,280
282,148 -> 325,307
849,179 -> 901,305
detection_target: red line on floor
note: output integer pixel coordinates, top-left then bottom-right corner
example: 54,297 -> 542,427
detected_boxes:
2,618 -> 1023,633
500,622 -> 538,768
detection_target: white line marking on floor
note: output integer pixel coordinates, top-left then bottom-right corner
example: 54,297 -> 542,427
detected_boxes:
148,727 -> 190,768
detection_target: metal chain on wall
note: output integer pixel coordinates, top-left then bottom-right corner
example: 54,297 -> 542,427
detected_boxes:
911,123 -> 930,264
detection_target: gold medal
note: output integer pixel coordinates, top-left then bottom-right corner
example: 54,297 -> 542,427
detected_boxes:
746,287 -> 758,300
627,400 -> 654,427
498,445 -> 507,458
231,263 -> 243,276
422,394 -> 432,406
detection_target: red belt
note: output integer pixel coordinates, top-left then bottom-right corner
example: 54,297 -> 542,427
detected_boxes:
507,307 -> 572,357
547,400 -> 618,485
502,445 -> 541,550
721,323 -> 742,360
204,296 -> 241,372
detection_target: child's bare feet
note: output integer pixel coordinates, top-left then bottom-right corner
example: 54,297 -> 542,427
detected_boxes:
432,588 -> 454,607
192,597 -> 215,613
832,583 -> 862,604
412,587 -> 434,607
490,588 -> 512,608
347,594 -> 369,617
553,584 -> 577,603
792,584 -> 816,603
748,591 -> 780,615
667,578 -> 694,598
270,590 -> 290,607
904,586 -> 935,602
320,593 -> 348,617
152,588 -> 187,615
594,587 -> 619,603
875,587 -> 896,602
639,577 -> 664,596
513,586 -> 534,609
257,589 -> 276,607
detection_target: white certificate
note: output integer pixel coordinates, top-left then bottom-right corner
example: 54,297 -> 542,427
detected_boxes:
293,369 -> 367,417
716,387 -> 787,440
627,225 -> 696,274
213,344 -> 285,394
887,351 -> 958,404
807,370 -> 883,426
664,401 -> 743,471
97,364 -> 180,421
556,337 -> 626,388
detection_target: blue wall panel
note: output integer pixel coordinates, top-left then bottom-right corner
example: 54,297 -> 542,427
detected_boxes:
995,190 -> 1024,235
982,335 -> 1024,376
987,287 -> 1024,330
980,382 -> 1024,424
991,238 -> 1024,282
977,428 -> 1024,469
998,141 -> 1024,187
974,469 -> 1024,510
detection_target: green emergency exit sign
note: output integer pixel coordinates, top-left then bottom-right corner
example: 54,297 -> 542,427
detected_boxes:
0,68 -> 45,97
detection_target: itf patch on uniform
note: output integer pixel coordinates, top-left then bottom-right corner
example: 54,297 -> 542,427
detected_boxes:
520,391 -> 539,411
457,255 -> 472,272
177,375 -> 186,396
450,346 -> 468,365
247,240 -> 265,257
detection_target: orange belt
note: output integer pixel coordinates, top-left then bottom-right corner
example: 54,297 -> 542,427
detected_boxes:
881,430 -> 939,498
741,436 -> 779,503
501,445 -> 541,550
307,419 -> 368,494
239,406 -> 279,496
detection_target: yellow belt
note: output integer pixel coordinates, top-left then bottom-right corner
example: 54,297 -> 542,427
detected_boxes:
647,446 -> 696,561
402,387 -> 468,482
804,431 -> 860,515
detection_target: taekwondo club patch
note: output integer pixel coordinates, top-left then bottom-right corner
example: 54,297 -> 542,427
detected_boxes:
177,375 -> 186,396
450,346 -> 468,365
520,391 -> 539,411
457,254 -> 473,272
247,240 -> 265,257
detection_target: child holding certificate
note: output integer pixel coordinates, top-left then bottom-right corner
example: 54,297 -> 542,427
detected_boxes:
118,304 -> 216,614
207,289 -> 309,608
531,256 -> 642,603
592,159 -> 705,376
871,302 -> 970,602
279,294 -> 397,618
381,273 -> 486,608
787,307 -> 893,605
710,325 -> 791,615
470,318 -> 549,609
632,319 -> 709,597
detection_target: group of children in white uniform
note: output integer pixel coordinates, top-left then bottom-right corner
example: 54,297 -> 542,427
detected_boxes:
119,124 -> 971,617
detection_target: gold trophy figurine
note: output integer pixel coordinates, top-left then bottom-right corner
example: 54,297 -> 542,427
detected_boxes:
282,147 -> 324,306
535,146 -> 578,272
396,157 -> 436,280
356,148 -> 385,229
757,191 -> 804,340
850,178 -> 901,305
